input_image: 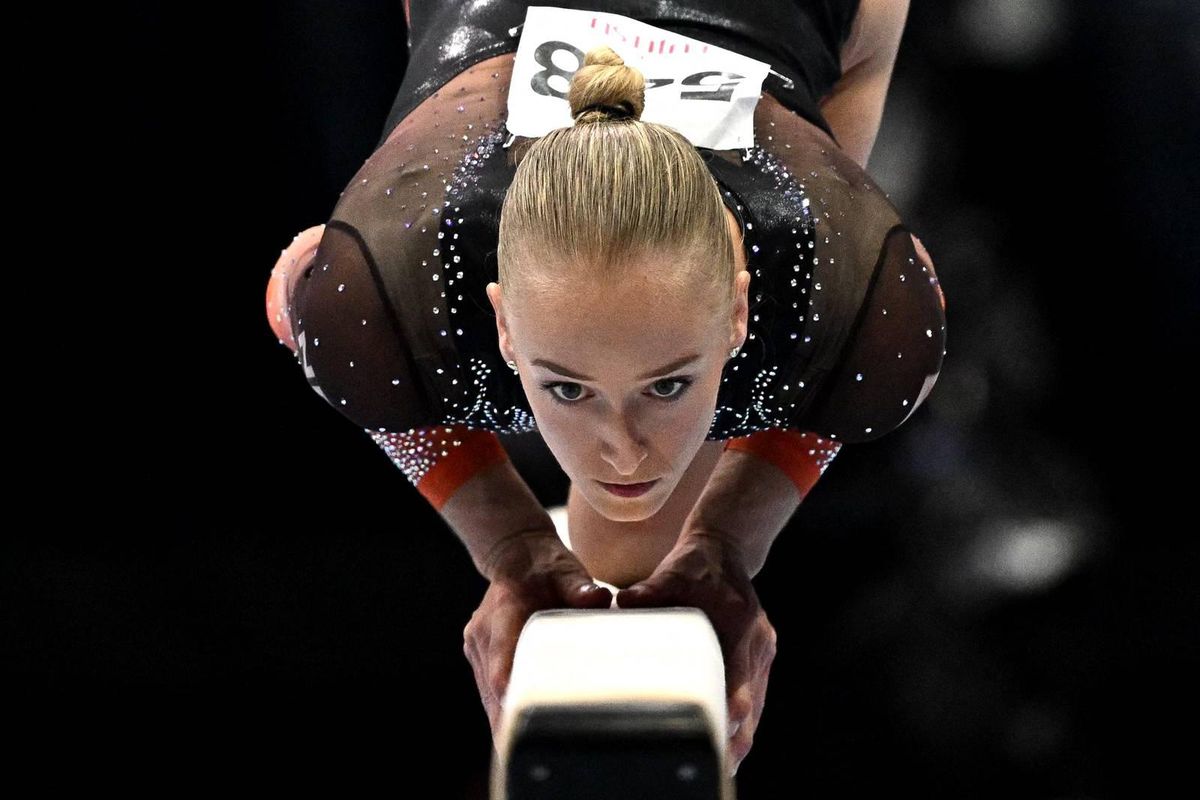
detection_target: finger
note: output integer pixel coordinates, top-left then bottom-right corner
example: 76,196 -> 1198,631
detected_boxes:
574,581 -> 614,608
729,664 -> 767,741
466,635 -> 501,736
552,567 -> 614,609
731,669 -> 770,774
728,692 -> 756,770
487,601 -> 527,700
615,570 -> 688,608
727,683 -> 754,732
729,720 -> 753,773
746,671 -> 769,743
723,627 -> 755,701
746,626 -> 774,721
464,633 -> 485,695
486,688 -> 502,740
750,616 -> 777,666
468,640 -> 505,740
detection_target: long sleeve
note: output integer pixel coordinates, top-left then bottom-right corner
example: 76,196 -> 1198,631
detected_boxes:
286,221 -> 512,508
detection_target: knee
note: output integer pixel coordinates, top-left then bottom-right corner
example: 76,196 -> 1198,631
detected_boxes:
910,232 -> 945,313
266,224 -> 326,352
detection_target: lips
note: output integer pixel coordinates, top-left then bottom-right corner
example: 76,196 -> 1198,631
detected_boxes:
597,479 -> 658,498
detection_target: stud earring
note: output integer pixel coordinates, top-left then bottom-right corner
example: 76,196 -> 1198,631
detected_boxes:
507,359 -> 519,374
729,347 -> 740,359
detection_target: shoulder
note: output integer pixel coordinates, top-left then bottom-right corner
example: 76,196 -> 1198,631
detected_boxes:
839,0 -> 911,73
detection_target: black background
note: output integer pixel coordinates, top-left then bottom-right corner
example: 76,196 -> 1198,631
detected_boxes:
8,2 -> 1197,796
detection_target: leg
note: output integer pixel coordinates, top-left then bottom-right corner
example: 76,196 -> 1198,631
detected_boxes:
567,440 -> 726,588
266,224 -> 326,352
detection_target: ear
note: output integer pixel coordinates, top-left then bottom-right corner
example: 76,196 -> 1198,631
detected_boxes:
486,281 -> 515,362
722,205 -> 751,352
730,269 -> 751,351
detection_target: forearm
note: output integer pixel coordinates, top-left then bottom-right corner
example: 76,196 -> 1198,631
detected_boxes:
438,457 -> 559,581
370,424 -> 558,581
684,431 -> 841,578
682,449 -> 799,578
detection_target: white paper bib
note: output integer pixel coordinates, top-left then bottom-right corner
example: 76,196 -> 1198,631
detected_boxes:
504,5 -> 771,151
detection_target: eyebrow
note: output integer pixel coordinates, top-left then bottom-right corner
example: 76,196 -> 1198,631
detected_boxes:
531,353 -> 703,382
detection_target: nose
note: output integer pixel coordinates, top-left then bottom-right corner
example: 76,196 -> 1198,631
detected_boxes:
598,412 -> 648,478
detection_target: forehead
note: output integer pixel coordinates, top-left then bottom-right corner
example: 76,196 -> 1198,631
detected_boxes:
512,274 -> 716,348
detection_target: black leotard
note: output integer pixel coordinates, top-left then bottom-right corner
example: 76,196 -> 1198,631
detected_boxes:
380,0 -> 862,149
284,1 -> 947,486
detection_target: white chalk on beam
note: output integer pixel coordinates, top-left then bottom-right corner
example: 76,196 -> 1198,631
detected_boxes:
490,607 -> 733,800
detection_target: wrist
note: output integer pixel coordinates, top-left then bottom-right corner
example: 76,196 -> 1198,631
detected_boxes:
435,456 -> 563,580
480,526 -> 570,583
679,528 -> 752,578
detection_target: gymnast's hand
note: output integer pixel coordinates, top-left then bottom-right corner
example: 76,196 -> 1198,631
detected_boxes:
462,529 -> 614,744
615,531 -> 775,777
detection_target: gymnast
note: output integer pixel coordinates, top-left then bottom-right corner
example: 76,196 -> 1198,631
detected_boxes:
265,0 -> 945,777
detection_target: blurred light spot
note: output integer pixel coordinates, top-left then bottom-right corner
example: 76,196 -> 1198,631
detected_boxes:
956,0 -> 1068,65
969,517 -> 1085,591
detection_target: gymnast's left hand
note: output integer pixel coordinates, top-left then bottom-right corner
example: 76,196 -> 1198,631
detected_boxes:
614,531 -> 776,777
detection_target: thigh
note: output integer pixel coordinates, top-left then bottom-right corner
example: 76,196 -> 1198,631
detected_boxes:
566,440 -> 726,587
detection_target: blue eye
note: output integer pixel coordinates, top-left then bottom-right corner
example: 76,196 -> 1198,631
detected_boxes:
542,381 -> 586,404
649,378 -> 692,400
539,378 -> 693,406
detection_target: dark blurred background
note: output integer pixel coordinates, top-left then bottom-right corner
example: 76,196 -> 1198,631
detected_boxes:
8,1 -> 1197,796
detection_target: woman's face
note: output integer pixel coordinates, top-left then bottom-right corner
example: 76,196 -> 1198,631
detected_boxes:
487,262 -> 749,523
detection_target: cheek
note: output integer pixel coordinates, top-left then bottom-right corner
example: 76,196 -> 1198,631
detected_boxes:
524,397 -> 587,467
670,376 -> 723,450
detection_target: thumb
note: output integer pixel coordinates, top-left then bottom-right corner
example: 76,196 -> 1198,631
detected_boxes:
618,569 -> 689,608
616,581 -> 657,609
554,569 -> 613,609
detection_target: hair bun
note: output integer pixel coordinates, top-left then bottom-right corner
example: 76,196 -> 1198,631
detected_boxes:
568,45 -> 646,125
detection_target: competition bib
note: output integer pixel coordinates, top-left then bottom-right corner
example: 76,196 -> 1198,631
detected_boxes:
504,5 -> 771,151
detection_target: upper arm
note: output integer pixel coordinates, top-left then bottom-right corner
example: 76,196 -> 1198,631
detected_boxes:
818,0 -> 912,169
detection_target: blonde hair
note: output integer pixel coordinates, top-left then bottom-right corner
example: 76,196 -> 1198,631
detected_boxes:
497,44 -> 738,313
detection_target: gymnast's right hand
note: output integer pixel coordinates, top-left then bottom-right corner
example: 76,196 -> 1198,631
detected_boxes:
462,529 -> 613,743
